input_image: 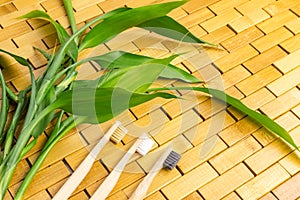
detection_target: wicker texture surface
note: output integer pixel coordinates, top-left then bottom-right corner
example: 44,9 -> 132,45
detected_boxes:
1,0 -> 300,199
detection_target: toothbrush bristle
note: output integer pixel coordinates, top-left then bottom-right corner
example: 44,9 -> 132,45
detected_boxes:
110,124 -> 128,144
163,151 -> 181,170
136,138 -> 154,156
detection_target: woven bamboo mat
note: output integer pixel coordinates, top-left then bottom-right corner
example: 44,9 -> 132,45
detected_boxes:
1,0 -> 300,199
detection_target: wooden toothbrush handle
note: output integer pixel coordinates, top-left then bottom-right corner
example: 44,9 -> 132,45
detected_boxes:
52,135 -> 110,200
129,147 -> 173,200
129,169 -> 159,200
90,139 -> 143,200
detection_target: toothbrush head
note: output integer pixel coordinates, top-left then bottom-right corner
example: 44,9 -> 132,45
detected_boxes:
110,121 -> 128,144
163,150 -> 181,170
136,134 -> 154,156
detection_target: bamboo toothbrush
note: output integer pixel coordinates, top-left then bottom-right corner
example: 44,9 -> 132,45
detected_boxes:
90,133 -> 154,200
53,121 -> 128,200
129,147 -> 181,200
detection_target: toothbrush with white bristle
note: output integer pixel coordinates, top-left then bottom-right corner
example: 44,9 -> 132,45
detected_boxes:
90,133 -> 154,200
129,147 -> 181,200
53,121 -> 128,200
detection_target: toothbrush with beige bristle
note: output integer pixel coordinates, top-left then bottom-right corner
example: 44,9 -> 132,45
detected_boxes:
90,133 -> 154,200
129,147 -> 181,200
53,121 -> 128,200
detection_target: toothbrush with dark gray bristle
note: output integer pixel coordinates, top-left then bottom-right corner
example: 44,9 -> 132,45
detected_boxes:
129,147 -> 181,200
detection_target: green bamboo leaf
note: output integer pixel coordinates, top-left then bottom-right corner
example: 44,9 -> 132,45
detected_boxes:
95,51 -> 201,82
0,70 -> 9,142
92,51 -> 153,69
138,16 -> 215,46
95,6 -> 213,46
0,49 -> 29,66
99,63 -> 166,92
73,51 -> 201,90
89,55 -> 182,93
0,50 -> 36,102
31,87 -> 56,138
98,55 -> 178,92
159,64 -> 201,82
21,10 -> 78,61
148,86 -> 299,150
55,87 -> 176,123
72,58 -> 164,91
33,47 -> 52,60
80,0 -> 188,50
21,10 -> 50,20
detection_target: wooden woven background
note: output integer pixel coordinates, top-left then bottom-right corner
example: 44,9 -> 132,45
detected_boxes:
1,0 -> 300,199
